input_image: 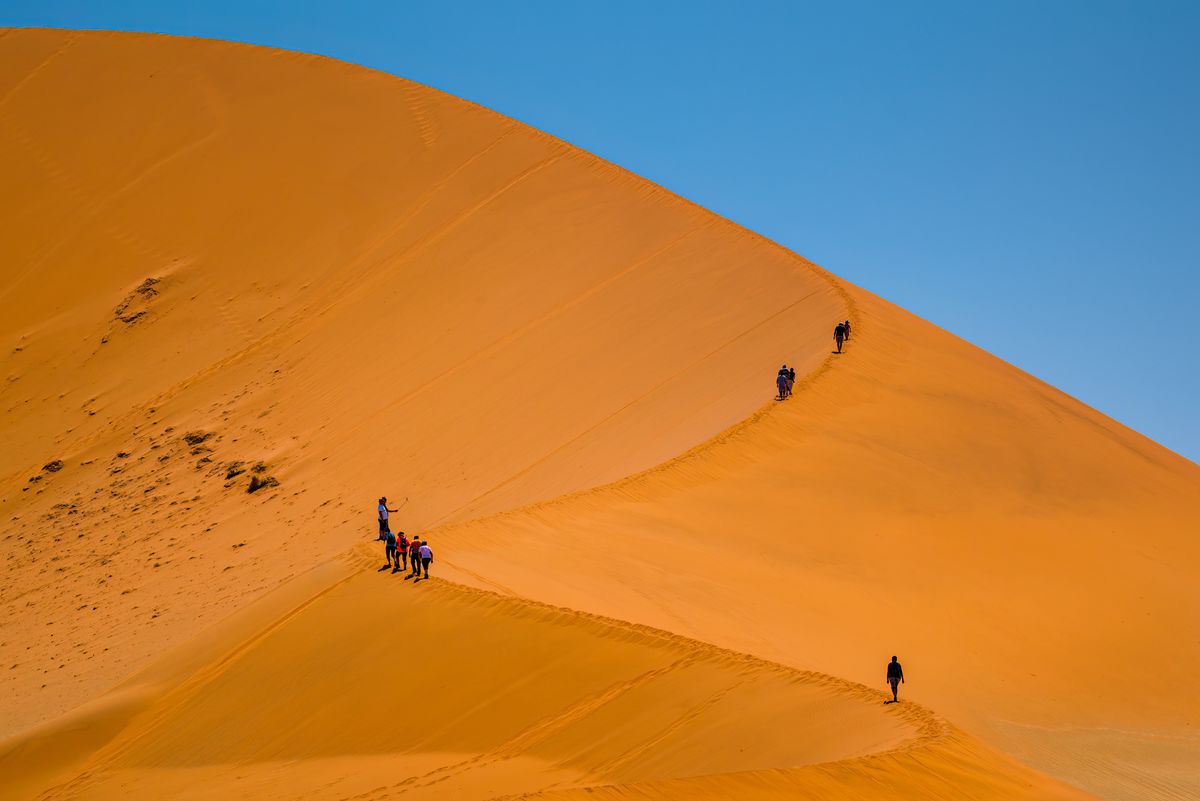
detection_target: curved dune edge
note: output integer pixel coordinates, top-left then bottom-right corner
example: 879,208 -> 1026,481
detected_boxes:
0,544 -> 1089,801
0,25 -> 844,737
431,281 -> 1200,801
0,26 -> 1196,801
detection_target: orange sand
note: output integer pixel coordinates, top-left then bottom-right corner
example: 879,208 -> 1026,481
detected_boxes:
1,28 -> 1196,801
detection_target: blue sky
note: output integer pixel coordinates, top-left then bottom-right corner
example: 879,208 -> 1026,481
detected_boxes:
5,1 -> 1198,461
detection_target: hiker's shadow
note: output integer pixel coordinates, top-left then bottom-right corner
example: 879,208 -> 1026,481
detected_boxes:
378,565 -> 391,573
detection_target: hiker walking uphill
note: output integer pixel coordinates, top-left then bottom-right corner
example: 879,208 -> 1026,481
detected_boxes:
408,535 -> 421,575
420,541 -> 434,577
776,365 -> 791,400
384,529 -> 399,568
396,532 -> 409,571
843,319 -> 852,340
886,656 -> 905,703
415,539 -> 433,580
834,322 -> 847,354
409,537 -> 423,577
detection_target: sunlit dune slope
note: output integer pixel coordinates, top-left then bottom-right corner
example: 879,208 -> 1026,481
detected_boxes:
0,27 -> 840,735
1,25 -> 1196,801
437,288 -> 1200,801
0,546 -> 1090,801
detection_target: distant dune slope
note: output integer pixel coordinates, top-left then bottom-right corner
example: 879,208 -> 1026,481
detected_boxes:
1,26 -> 1197,801
437,288 -> 1200,801
0,28 -> 840,736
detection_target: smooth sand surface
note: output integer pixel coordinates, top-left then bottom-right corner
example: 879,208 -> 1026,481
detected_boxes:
0,26 -> 841,736
1,545 -> 1087,801
436,290 -> 1200,801
1,27 -> 1196,801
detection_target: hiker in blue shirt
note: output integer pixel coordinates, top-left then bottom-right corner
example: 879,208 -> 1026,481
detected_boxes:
384,529 -> 399,568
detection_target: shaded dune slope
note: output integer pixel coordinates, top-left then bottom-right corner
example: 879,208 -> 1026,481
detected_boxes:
1,27 -> 1197,801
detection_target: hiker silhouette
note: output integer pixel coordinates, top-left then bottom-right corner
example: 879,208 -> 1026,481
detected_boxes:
776,365 -> 791,400
886,656 -> 905,702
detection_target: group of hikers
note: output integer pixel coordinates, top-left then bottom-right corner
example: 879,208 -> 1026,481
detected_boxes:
377,496 -> 433,579
834,318 -> 852,353
372,312 -> 919,702
776,364 -> 797,399
374,495 -> 910,701
777,319 -> 852,399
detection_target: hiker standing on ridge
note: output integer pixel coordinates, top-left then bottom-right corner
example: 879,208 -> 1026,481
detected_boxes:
886,656 -> 905,703
377,496 -> 398,539
418,540 -> 433,580
843,319 -> 852,340
834,322 -> 847,354
787,366 -> 796,392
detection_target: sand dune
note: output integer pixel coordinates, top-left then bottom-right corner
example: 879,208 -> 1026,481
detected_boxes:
0,27 -> 840,737
1,27 -> 1197,801
434,288 -> 1200,800
1,545 -> 1089,801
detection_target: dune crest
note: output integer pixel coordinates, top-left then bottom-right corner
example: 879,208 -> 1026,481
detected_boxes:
0,26 -> 840,736
435,281 -> 1200,801
2,27 -> 1197,801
